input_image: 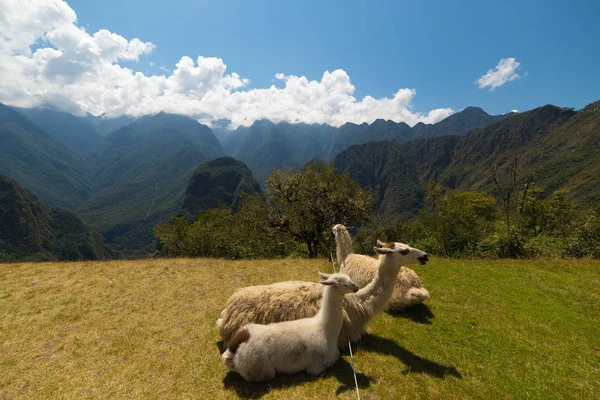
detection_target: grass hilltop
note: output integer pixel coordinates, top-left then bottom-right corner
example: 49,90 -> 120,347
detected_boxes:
1,258 -> 599,399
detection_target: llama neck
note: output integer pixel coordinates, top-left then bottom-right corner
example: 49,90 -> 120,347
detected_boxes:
354,255 -> 400,314
317,285 -> 345,339
335,230 -> 353,265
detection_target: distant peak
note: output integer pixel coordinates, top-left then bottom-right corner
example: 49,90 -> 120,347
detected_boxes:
459,106 -> 488,115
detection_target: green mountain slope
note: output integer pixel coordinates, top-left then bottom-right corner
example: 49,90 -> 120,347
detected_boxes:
0,174 -> 114,262
0,103 -> 94,209
78,113 -> 225,256
83,114 -> 135,136
334,101 -> 598,220
15,107 -> 104,154
326,107 -> 508,159
334,141 -> 424,221
223,120 -> 336,182
181,157 -> 262,218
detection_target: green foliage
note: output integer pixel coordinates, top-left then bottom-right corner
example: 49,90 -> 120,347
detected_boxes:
429,189 -> 501,256
265,161 -> 373,257
154,198 -> 288,259
353,182 -> 599,259
155,163 -> 373,259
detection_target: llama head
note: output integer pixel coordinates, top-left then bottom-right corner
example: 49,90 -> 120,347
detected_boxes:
318,272 -> 359,294
373,240 -> 429,265
332,224 -> 347,235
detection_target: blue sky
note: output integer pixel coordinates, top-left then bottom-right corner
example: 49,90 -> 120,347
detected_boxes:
68,0 -> 600,114
1,0 -> 599,126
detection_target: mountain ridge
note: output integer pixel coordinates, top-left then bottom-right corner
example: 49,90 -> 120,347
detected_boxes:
334,102 -> 596,221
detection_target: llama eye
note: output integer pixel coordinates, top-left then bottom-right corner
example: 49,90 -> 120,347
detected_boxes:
400,249 -> 410,255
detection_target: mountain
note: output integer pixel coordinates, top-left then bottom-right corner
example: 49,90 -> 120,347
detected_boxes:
334,102 -> 599,220
0,174 -> 114,262
412,107 -> 510,139
334,141 -> 425,221
77,112 -> 226,256
222,108 -> 509,183
529,101 -> 600,205
324,122 -> 368,161
401,104 -> 576,192
223,120 -> 336,182
0,103 -> 94,209
326,107 -> 509,159
84,114 -> 136,136
14,107 -> 104,154
180,157 -> 262,218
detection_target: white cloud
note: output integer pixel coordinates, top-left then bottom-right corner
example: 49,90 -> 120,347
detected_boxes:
476,58 -> 521,91
0,0 -> 454,128
510,109 -> 519,113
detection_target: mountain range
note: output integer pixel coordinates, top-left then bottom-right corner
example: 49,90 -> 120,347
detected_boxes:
335,102 -> 599,220
1,100 -> 597,259
222,107 -> 511,182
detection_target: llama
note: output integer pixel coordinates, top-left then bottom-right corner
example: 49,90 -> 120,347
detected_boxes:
222,272 -> 359,382
333,224 -> 430,311
216,241 -> 428,349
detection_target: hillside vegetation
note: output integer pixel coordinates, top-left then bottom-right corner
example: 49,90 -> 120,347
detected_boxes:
0,174 -> 114,261
221,107 -> 509,182
335,102 -> 600,220
180,156 -> 262,219
15,107 -> 104,154
0,104 -> 94,210
1,258 -> 598,399
1,101 -> 598,260
77,113 -> 226,256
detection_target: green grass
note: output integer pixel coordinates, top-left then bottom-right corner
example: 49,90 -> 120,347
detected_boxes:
1,258 -> 599,399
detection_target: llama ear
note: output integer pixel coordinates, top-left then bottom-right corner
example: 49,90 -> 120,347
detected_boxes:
376,239 -> 386,247
318,271 -> 331,280
320,280 -> 334,286
374,246 -> 393,255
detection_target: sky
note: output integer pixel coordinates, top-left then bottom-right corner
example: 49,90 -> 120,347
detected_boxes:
1,0 -> 599,128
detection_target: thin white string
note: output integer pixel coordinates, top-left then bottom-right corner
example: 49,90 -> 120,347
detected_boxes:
348,341 -> 361,400
329,250 -> 360,400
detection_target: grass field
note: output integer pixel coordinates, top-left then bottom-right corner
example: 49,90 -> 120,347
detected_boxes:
1,257 -> 599,399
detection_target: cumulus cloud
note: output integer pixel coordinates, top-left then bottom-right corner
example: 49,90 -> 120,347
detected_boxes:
476,58 -> 521,91
0,0 -> 454,127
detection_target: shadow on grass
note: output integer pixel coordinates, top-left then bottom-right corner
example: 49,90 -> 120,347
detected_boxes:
357,334 -> 462,379
386,303 -> 435,325
218,341 -> 373,398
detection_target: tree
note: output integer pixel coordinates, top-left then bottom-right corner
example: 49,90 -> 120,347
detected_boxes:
265,162 -> 373,258
431,190 -> 501,256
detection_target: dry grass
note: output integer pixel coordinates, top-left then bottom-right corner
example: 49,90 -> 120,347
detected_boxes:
1,257 -> 599,399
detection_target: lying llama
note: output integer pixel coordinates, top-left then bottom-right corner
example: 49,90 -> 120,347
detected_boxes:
333,224 -> 430,310
217,241 -> 428,349
222,272 -> 359,382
